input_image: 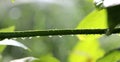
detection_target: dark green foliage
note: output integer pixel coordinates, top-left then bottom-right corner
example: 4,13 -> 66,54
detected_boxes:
106,5 -> 120,35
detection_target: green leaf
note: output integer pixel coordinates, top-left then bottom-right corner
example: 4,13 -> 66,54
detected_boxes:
69,9 -> 107,62
77,9 -> 107,29
69,39 -> 105,62
97,49 -> 120,62
76,9 -> 107,40
0,26 -> 15,32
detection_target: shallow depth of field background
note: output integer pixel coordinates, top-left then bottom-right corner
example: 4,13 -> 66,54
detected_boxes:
1,0 -> 116,62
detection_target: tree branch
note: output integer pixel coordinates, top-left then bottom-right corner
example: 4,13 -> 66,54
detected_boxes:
0,28 -> 120,39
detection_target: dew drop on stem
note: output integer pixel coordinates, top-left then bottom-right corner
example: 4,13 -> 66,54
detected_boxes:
12,38 -> 17,40
21,37 -> 26,40
36,36 -> 40,38
48,35 -> 52,38
71,35 -> 74,36
28,37 -> 32,39
59,35 -> 62,38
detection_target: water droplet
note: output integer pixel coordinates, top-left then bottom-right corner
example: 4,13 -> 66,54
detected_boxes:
59,35 -> 62,38
28,37 -> 32,39
48,35 -> 52,38
71,35 -> 74,36
36,36 -> 40,38
21,37 -> 26,40
12,38 -> 17,40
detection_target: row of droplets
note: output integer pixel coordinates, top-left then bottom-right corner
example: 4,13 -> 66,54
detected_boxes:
11,35 -> 75,40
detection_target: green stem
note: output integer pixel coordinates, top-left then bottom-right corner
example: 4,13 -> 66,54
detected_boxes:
0,28 -> 120,39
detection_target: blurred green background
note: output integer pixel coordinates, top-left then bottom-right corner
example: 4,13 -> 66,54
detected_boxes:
0,0 -> 96,62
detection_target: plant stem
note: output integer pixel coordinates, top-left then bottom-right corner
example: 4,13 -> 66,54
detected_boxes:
0,28 -> 120,39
